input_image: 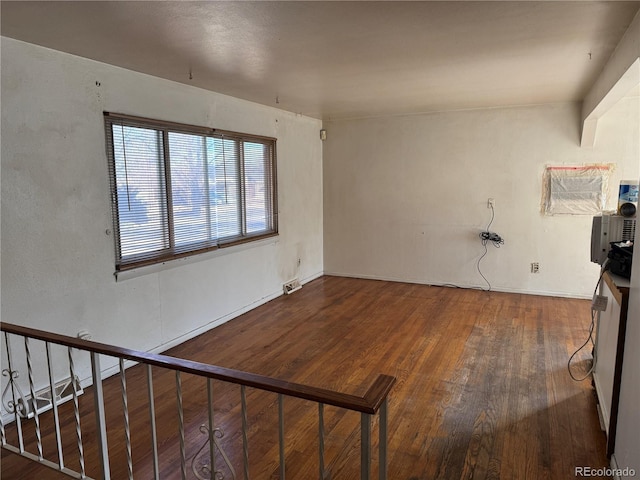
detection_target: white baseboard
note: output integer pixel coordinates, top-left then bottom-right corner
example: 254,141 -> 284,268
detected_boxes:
87,270 -> 325,384
611,454 -> 621,480
324,270 -> 592,299
148,270 -> 324,356
592,372 -> 610,435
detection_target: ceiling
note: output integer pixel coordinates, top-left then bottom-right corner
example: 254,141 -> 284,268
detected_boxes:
2,1 -> 639,120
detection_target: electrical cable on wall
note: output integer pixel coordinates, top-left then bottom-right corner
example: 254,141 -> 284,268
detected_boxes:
567,261 -> 609,382
477,203 -> 504,291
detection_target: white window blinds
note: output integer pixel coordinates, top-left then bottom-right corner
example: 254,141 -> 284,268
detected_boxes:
105,113 -> 277,271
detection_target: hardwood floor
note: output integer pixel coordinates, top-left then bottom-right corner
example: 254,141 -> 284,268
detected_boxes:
1,276 -> 609,479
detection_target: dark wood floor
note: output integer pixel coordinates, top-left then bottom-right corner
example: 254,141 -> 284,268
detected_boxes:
2,276 -> 609,479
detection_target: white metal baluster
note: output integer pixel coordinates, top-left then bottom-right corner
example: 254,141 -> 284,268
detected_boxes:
176,371 -> 187,480
0,336 -> 7,446
147,365 -> 160,480
0,410 -> 5,446
241,385 -> 249,480
361,413 -> 372,480
90,352 -> 111,479
278,394 -> 285,479
378,399 -> 388,480
318,403 -> 325,480
25,337 -> 43,459
4,333 -> 24,453
119,359 -> 133,480
207,379 -> 216,478
45,341 -> 64,468
68,347 -> 85,477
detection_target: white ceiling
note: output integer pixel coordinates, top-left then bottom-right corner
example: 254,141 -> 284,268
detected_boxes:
1,1 -> 639,120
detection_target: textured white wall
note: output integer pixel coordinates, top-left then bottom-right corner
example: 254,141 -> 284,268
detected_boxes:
324,100 -> 639,298
0,38 -> 323,383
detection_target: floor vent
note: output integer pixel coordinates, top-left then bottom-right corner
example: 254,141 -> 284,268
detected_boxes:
283,279 -> 302,295
28,376 -> 83,419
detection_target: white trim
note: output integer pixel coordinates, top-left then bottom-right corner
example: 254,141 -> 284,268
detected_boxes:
593,371 -> 611,435
324,270 -> 593,300
611,454 -> 621,480
83,270 -> 323,384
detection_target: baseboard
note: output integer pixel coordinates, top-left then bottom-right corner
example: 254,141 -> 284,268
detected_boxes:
592,372 -> 610,435
324,271 -> 592,299
86,270 -> 325,384
611,454 -> 621,480
24,268 -> 586,396
60,269 -> 586,390
146,270 -> 324,355
607,454 -> 637,480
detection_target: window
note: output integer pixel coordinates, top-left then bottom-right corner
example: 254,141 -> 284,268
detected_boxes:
541,164 -> 613,215
104,113 -> 277,271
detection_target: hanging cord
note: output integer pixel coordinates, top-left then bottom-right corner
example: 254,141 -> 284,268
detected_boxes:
477,204 -> 504,291
567,261 -> 609,381
476,242 -> 491,291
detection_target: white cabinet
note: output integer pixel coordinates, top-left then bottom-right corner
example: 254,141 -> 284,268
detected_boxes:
593,272 -> 630,457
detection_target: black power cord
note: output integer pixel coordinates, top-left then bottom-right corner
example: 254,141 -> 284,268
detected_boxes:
480,231 -> 504,245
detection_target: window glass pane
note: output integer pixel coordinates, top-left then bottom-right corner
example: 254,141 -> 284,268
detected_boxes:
112,124 -> 168,258
244,141 -> 271,234
168,132 -> 212,247
210,137 -> 241,239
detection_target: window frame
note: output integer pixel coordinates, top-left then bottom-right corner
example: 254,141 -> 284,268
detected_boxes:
104,112 -> 278,272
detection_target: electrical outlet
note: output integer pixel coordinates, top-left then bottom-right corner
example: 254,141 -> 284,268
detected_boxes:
487,198 -> 495,209
530,262 -> 540,273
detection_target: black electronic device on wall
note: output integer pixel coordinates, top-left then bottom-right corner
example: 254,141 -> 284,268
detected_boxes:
607,242 -> 633,279
591,214 -> 636,265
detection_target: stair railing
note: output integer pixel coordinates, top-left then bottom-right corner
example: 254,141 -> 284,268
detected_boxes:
0,322 -> 395,479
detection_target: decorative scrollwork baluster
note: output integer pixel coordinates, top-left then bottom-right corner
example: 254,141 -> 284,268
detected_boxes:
1,369 -> 29,419
190,425 -> 237,480
3,333 -> 26,453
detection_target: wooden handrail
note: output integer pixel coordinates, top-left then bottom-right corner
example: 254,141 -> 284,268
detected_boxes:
1,322 -> 395,414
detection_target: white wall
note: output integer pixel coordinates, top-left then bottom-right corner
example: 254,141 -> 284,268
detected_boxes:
0,38 -> 323,384
324,100 -> 639,298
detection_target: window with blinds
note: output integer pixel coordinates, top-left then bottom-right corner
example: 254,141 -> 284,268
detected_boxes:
104,113 -> 277,271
